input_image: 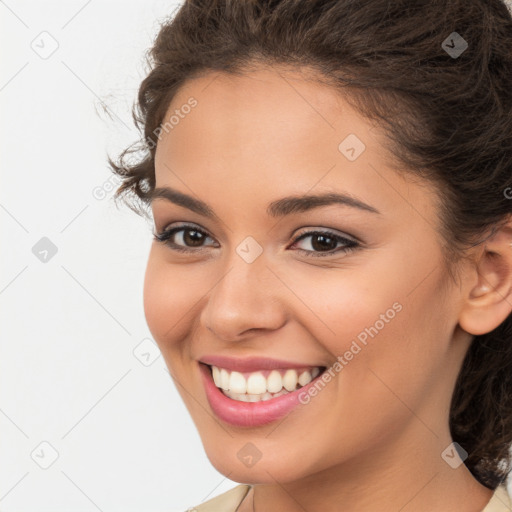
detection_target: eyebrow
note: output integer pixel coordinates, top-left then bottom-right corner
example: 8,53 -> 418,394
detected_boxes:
149,186 -> 381,218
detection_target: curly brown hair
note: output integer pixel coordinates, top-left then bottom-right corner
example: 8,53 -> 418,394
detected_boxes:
108,0 -> 512,490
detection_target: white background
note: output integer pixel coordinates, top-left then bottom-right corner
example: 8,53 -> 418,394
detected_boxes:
1,1 -> 512,511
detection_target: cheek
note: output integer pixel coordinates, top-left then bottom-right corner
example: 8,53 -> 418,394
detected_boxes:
287,255 -> 445,388
142,251 -> 203,349
282,262 -> 405,353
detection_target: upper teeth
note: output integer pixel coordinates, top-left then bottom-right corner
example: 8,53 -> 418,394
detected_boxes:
211,365 -> 321,394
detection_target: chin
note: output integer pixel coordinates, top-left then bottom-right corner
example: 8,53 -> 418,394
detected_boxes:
200,437 -> 317,484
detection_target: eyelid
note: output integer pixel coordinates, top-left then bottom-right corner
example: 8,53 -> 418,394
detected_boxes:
155,221 -> 216,240
155,223 -> 356,245
292,226 -> 360,244
155,221 -> 359,243
153,221 -> 361,258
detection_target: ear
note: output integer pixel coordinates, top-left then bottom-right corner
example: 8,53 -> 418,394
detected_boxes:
458,215 -> 512,336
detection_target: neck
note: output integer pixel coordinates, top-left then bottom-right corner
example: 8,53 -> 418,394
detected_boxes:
244,420 -> 494,512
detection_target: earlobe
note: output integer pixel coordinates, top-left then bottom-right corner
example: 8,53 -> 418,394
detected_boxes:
458,217 -> 512,336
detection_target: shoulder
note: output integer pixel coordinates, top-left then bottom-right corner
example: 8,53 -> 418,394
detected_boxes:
482,483 -> 512,512
185,484 -> 252,512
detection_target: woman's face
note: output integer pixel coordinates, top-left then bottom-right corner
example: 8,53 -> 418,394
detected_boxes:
144,66 -> 472,483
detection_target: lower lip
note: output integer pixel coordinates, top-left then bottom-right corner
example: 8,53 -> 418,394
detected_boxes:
199,362 -> 324,427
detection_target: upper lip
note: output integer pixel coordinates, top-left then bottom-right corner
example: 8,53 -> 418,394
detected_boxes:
198,355 -> 325,373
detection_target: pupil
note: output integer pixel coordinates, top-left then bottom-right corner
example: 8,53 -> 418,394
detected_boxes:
312,234 -> 336,251
185,230 -> 204,247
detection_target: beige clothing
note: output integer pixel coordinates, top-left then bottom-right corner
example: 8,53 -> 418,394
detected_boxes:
188,482 -> 512,512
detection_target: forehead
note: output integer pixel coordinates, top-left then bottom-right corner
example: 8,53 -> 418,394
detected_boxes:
153,65 -> 438,222
156,65 -> 365,166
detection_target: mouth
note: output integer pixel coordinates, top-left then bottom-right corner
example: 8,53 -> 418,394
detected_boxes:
198,361 -> 328,427
206,363 -> 326,402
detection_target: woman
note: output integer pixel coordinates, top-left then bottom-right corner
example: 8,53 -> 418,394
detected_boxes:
109,0 -> 512,510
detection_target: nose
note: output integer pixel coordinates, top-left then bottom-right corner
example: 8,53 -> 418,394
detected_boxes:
200,256 -> 287,341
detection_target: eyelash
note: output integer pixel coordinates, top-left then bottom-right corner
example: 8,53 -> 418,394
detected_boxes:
152,223 -> 360,258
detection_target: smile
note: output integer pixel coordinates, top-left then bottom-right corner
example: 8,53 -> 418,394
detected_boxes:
198,361 -> 327,427
211,365 -> 322,402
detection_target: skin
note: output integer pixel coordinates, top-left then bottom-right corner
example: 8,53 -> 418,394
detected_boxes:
143,64 -> 512,512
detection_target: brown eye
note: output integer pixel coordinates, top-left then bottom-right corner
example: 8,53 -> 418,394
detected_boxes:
153,224 -> 217,252
153,224 -> 360,258
290,230 -> 360,258
181,228 -> 207,247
